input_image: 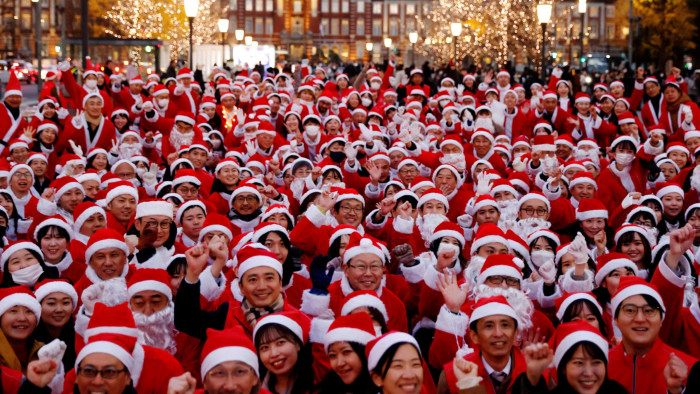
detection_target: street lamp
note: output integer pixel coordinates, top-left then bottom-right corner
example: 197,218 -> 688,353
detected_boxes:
218,18 -> 229,67
537,3 -> 552,81
366,42 -> 373,62
32,0 -> 42,90
235,29 -> 245,41
184,0 -> 199,69
245,36 -> 253,46
579,0 -> 586,72
409,31 -> 418,66
384,38 -> 392,59
451,22 -> 462,63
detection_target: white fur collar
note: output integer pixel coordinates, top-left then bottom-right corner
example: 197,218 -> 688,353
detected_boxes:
229,278 -> 244,302
85,263 -> 129,284
609,163 -> 636,193
49,252 -> 74,273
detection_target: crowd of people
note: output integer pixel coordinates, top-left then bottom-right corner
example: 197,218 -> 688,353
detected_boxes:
0,51 -> 699,393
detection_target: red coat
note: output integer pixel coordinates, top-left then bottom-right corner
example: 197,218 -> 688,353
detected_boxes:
594,160 -> 649,213
526,106 -> 573,135
443,347 -> 528,394
169,85 -> 201,114
504,108 -> 530,140
56,116 -> 117,154
60,70 -> 112,116
0,103 -> 28,157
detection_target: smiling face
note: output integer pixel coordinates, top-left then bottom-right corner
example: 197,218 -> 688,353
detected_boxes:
371,343 -> 423,394
9,168 -> 32,194
40,227 -> 68,263
468,315 -> 517,362
231,192 -> 261,215
262,232 -> 289,264
89,247 -> 127,280
107,195 -> 137,223
328,341 -> 364,385
614,294 -> 662,353
40,292 -> 73,329
76,353 -> 131,394
1,305 -> 36,341
58,187 -> 85,214
332,199 -> 363,228
618,232 -> 646,264
580,218 -> 606,239
343,253 -> 384,291
181,206 -> 205,240
257,327 -> 300,377
661,192 -> 683,220
204,360 -> 259,394
563,344 -> 606,394
7,250 -> 40,273
237,266 -> 282,308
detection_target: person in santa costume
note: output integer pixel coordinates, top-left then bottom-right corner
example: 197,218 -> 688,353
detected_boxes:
56,93 -> 117,154
33,215 -> 84,283
33,278 -> 78,372
0,72 -> 29,157
142,110 -> 203,163
169,68 -> 201,114
73,228 -> 133,299
103,181 -> 138,234
126,200 -> 179,269
57,59 -> 113,117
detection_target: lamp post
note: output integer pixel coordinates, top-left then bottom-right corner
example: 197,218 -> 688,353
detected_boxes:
32,0 -> 42,91
366,41 -> 373,62
384,38 -> 392,59
451,22 -> 462,63
184,0 -> 199,69
578,0 -> 586,72
245,36 -> 253,46
218,18 -> 229,67
409,32 -> 418,66
537,3 -> 552,81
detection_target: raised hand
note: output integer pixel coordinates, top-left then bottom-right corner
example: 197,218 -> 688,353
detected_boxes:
318,189 -> 337,212
185,244 -> 210,283
344,144 -> 357,162
309,255 -> 335,295
667,225 -> 696,270
142,100 -> 154,113
379,197 -> 397,216
358,123 -> 373,143
538,260 -> 556,284
453,358 -> 482,389
664,353 -> 688,394
68,139 -> 84,157
524,342 -> 553,386
245,140 -> 256,157
593,230 -> 606,256
396,201 -> 412,220
437,268 -> 468,313
392,244 -> 415,267
261,184 -> 281,199
41,187 -> 56,202
26,359 -> 58,388
22,126 -> 36,142
365,160 -> 382,184
167,372 -> 197,394
475,172 -> 492,197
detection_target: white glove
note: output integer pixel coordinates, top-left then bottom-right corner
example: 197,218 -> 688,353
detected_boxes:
530,95 -> 540,109
621,193 -> 640,209
236,108 -> 246,123
569,232 -> 589,265
344,144 -> 357,161
457,214 -> 473,228
174,85 -> 185,95
68,140 -> 83,157
71,112 -> 84,129
141,163 -> 159,186
398,106 -> 406,115
80,282 -> 104,317
245,140 -> 256,157
358,123 -> 373,142
389,76 -> 398,88
101,278 -> 128,306
456,85 -> 465,96
684,106 -> 693,124
387,122 -> 397,135
401,74 -> 409,86
133,96 -> 143,109
38,339 -> 67,365
512,156 -> 527,172
462,110 -> 473,122
409,122 -> 422,141
538,260 -> 557,283
58,61 -> 71,72
110,140 -> 119,155
142,101 -> 154,113
57,108 -> 69,119
451,114 -> 460,124
398,128 -> 411,144
475,173 -> 491,197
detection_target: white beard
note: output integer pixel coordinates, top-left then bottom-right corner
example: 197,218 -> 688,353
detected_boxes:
514,217 -> 551,239
169,127 -> 194,152
497,199 -> 520,222
691,165 -> 700,193
542,155 -> 559,175
473,284 -> 534,330
463,255 -> 486,290
133,306 -> 178,355
474,117 -> 495,134
574,149 -> 600,165
417,214 -> 449,247
119,143 -> 142,159
440,153 -> 467,172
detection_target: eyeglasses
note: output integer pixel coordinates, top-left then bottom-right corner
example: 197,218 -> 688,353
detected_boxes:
143,220 -> 172,230
399,168 -> 418,175
339,205 -> 363,214
347,263 -> 383,273
520,207 -> 548,216
11,171 -> 32,179
77,367 -> 127,380
115,171 -> 135,178
234,195 -> 259,203
208,367 -> 253,380
631,219 -> 653,227
620,304 -> 660,318
176,186 -> 199,195
486,276 -> 520,286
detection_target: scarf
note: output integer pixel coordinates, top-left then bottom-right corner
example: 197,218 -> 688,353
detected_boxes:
4,101 -> 20,120
609,162 -> 636,193
666,92 -> 692,131
241,293 -> 284,328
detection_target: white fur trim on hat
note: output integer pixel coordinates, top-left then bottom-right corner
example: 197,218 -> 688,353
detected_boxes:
568,177 -> 597,190
76,341 -> 134,373
0,292 -> 41,323
343,238 -> 384,265
656,184 -> 684,200
201,346 -> 259,379
237,254 -> 283,278
477,264 -> 522,285
0,242 -> 43,270
173,175 -> 201,188
553,330 -> 608,367
253,314 -> 303,343
336,192 -> 365,207
230,186 -> 262,205
470,300 -> 519,324
431,229 -> 465,246
324,327 -> 376,352
555,293 -> 602,321
340,293 -> 389,321
128,280 -> 173,302
519,193 -> 551,211
418,191 -> 449,210
198,225 -> 233,243
610,283 -> 665,320
576,209 -> 608,221
367,332 -> 420,371
470,234 -> 509,255
35,217 -> 73,242
175,114 -> 196,125
594,259 -> 638,286
34,282 -> 79,309
85,239 -> 129,264
176,200 -> 207,224
135,200 -> 174,220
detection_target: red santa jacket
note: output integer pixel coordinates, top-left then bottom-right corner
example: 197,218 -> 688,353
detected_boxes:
443,347 -> 528,394
56,115 -> 117,154
169,84 -> 201,114
0,103 -> 29,157
60,70 -> 112,116
526,106 -> 573,135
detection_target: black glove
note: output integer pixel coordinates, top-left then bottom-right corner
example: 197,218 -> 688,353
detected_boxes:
393,244 -> 416,267
309,255 -> 334,295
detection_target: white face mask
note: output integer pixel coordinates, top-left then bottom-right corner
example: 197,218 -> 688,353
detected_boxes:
371,82 -> 381,90
441,153 -> 466,171
361,97 -> 373,107
157,98 -> 169,108
305,125 -> 320,138
85,79 -> 97,89
530,250 -> 555,269
439,99 -> 451,107
11,263 -> 43,287
136,167 -> 147,177
615,152 -> 634,167
211,140 -> 222,149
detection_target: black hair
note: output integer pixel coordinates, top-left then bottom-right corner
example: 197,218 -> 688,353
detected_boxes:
628,210 -> 657,227
257,230 -> 294,286
156,184 -> 173,199
254,324 -> 313,394
528,236 -> 558,253
36,225 -> 71,243
592,267 -> 636,306
614,231 -> 653,273
614,293 -> 664,319
561,299 -> 608,339
395,194 -> 418,209
178,204 -> 206,224
86,153 -> 107,171
613,140 -> 637,153
0,191 -> 23,241
1,249 -> 59,289
429,238 -> 467,270
167,256 -> 187,277
469,315 -> 518,333
371,342 -> 422,380
556,342 -> 607,389
314,341 -> 376,394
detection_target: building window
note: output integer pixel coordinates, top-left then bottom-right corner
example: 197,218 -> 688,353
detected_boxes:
229,16 -> 237,32
406,18 -> 415,32
41,11 -> 48,29
357,0 -> 364,12
230,0 -> 237,11
246,0 -> 253,11
372,3 -> 382,14
423,4 -> 430,14
589,20 -> 598,39
291,16 -> 304,34
574,21 -> 581,37
321,18 -> 330,35
331,0 -> 339,13
342,0 -> 349,12
356,17 -> 365,35
266,17 -> 274,34
321,45 -> 329,57
606,5 -> 615,17
245,17 -> 253,32
321,0 -> 328,12
341,44 -> 349,59
406,4 -> 415,14
255,17 -> 264,34
341,19 -> 349,35
293,0 -> 302,12
372,19 -> 382,36
389,18 -> 398,36
21,11 -> 31,29
389,3 -> 398,14
357,41 -> 365,58
589,6 -> 598,17
606,23 -> 615,39
256,0 -> 263,10
331,18 -> 339,35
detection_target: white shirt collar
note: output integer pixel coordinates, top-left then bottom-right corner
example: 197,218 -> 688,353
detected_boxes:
482,354 -> 512,375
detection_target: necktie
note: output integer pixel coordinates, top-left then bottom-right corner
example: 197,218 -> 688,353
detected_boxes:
490,371 -> 507,390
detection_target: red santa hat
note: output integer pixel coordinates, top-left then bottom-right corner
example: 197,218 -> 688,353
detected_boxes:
73,202 -> 106,234
336,188 -> 365,207
33,214 -> 73,242
214,158 -> 240,174
614,224 -> 655,248
470,223 -> 509,255
625,205 -> 658,226
610,276 -> 665,319
176,67 -> 193,80
610,135 -> 639,151
201,326 -> 259,378
339,290 -> 389,322
135,199 -> 173,220
198,213 -> 234,242
477,254 -> 523,285
508,172 -> 532,193
550,321 -> 608,367
251,221 -> 289,244
666,142 -> 690,157
34,279 -> 78,310
470,295 -> 518,325
417,187 -> 449,210
555,135 -> 575,150
505,230 -> 529,263
236,244 -> 283,277
76,333 -> 141,382
430,221 -> 465,246
230,184 -> 262,206
440,135 -> 464,152
1,241 -> 43,271
174,111 -> 196,126
7,138 -> 28,153
172,169 -> 201,189
49,176 -> 83,202
568,171 -> 597,190
518,192 -> 550,211
532,134 -> 555,151
253,310 -> 311,345
554,292 -> 602,322
343,234 -> 385,265
617,111 -> 636,125
36,120 -> 59,135
105,180 -> 139,205
655,182 -> 684,200
85,229 -> 129,264
175,200 -> 207,225
127,268 -> 173,302
575,198 -> 608,221
328,225 -> 360,249
0,286 -> 41,323
472,194 -> 499,214
574,92 -> 591,104
433,164 -> 463,188
526,229 -> 560,246
365,331 -> 420,371
3,71 -> 22,99
409,177 -> 435,193
685,129 -> 700,142
324,312 -> 376,352
489,179 -> 517,197
261,204 -> 294,226
594,252 -> 638,286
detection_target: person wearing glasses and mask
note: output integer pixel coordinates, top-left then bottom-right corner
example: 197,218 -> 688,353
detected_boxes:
126,200 -> 179,270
